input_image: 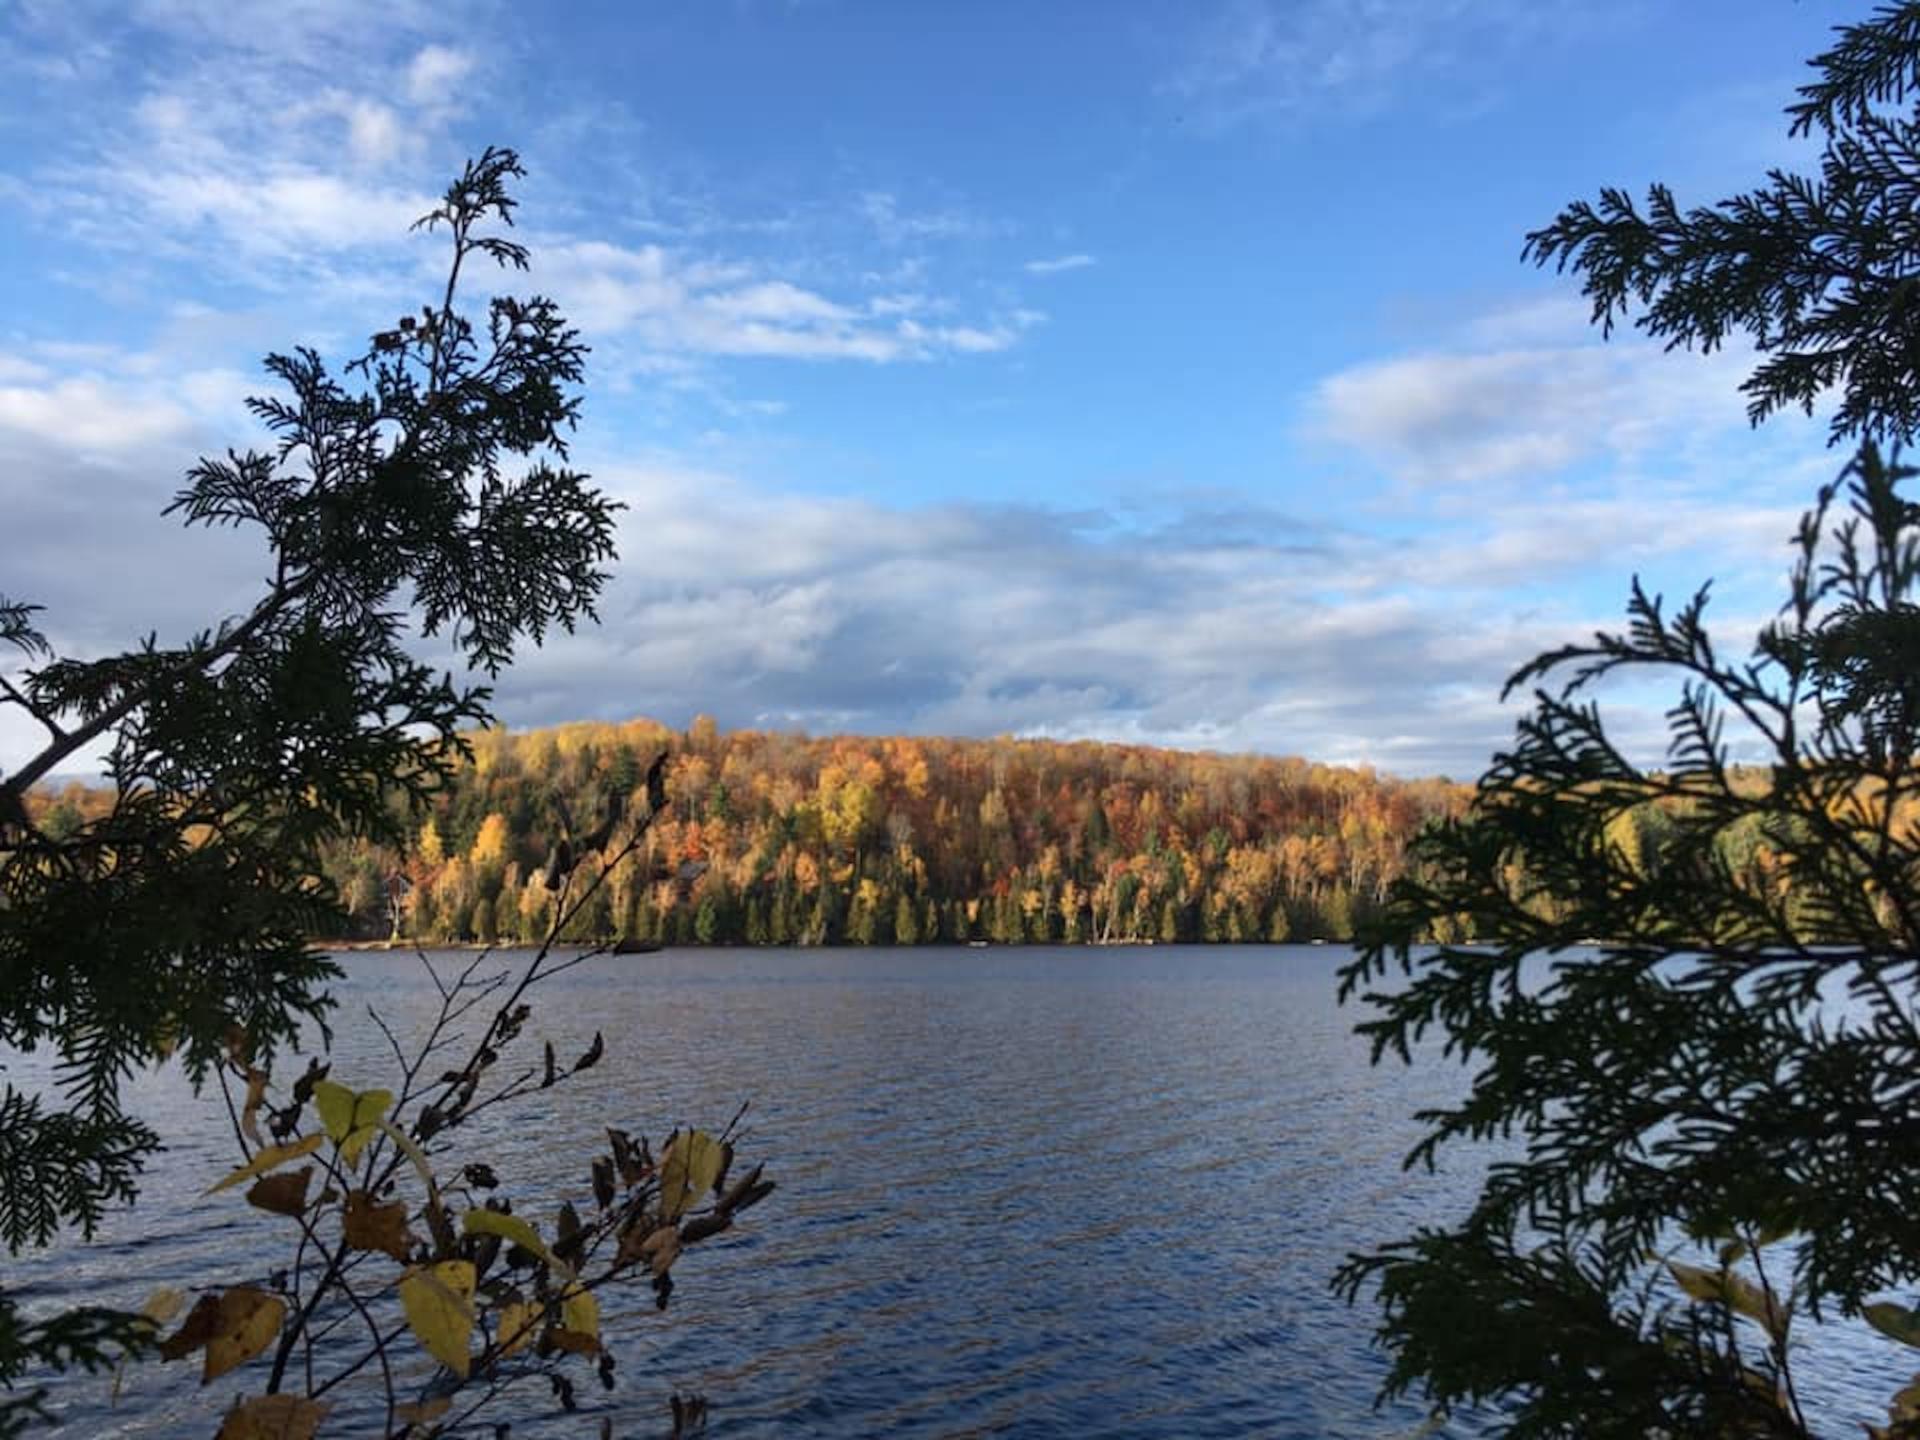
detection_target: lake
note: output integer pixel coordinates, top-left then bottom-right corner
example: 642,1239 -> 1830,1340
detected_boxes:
8,946 -> 1907,1435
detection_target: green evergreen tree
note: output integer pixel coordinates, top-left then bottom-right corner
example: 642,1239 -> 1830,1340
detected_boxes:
410,887 -> 441,942
1319,887 -> 1353,941
769,886 -> 796,945
694,890 -> 723,945
1085,798 -> 1112,852
493,890 -> 521,945
1342,12 -> 1920,1432
0,148 -> 619,1416
893,892 -> 921,945
1524,3 -> 1920,448
1265,902 -> 1291,944
667,901 -> 693,945
634,895 -> 661,944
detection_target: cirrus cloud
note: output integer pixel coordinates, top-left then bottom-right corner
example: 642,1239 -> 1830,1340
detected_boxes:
538,240 -> 1039,364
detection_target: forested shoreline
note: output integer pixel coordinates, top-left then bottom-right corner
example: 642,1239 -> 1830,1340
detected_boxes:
33,718 -> 1472,947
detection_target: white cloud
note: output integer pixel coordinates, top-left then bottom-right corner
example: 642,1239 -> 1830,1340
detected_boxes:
11,0 -> 1026,394
1314,339 -> 1758,486
0,332 -> 1820,781
406,44 -> 474,106
464,453 -> 1806,777
539,241 -> 1034,363
858,191 -> 1004,246
1391,493 -> 1800,592
0,376 -> 194,456
0,355 -> 51,384
341,98 -> 407,167
14,1 -> 471,287
1024,253 -> 1096,275
125,0 -> 449,61
0,362 -> 267,666
866,293 -> 932,317
1163,0 -> 1606,129
122,166 -> 432,257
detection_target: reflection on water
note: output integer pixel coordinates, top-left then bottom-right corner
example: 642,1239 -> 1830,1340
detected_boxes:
7,945 -> 1903,1436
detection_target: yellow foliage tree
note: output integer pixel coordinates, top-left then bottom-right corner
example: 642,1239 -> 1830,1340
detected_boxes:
470,812 -> 510,867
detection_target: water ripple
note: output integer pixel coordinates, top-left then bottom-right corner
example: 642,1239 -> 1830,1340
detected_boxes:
9,945 -> 1909,1435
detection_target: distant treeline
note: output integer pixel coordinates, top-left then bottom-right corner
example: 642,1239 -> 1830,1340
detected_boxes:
30,718 -> 1473,945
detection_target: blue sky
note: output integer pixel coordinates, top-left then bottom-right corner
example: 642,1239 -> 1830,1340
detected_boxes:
0,0 -> 1863,777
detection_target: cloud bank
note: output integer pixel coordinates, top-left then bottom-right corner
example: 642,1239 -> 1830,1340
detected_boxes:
0,327 -> 1816,783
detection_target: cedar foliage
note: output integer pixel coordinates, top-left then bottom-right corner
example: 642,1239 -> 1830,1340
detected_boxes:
1525,2 -> 1920,446
1340,449 -> 1920,1437
0,148 -> 620,1430
1340,7 -> 1920,1435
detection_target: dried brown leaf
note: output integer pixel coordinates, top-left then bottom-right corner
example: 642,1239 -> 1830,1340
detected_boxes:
214,1392 -> 328,1440
343,1189 -> 413,1262
158,1294 -> 221,1361
393,1394 -> 453,1428
245,1167 -> 313,1219
639,1224 -> 681,1277
573,1032 -> 604,1071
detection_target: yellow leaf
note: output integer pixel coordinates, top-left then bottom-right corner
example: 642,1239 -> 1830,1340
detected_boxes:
374,1116 -> 452,1259
1867,1301 -> 1920,1349
559,1285 -> 599,1348
495,1299 -> 541,1358
548,1328 -> 599,1356
393,1394 -> 453,1428
1894,1377 -> 1920,1421
1669,1262 -> 1787,1339
1721,1271 -> 1789,1342
312,1081 -> 391,1167
202,1286 -> 286,1383
375,1118 -> 435,1194
658,1130 -> 725,1222
207,1135 -> 325,1196
398,1261 -> 475,1378
462,1209 -> 560,1272
214,1393 -> 328,1440
141,1286 -> 187,1329
1668,1262 -> 1726,1306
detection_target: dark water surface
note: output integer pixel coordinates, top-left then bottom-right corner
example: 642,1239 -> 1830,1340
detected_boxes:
9,946 -> 1907,1435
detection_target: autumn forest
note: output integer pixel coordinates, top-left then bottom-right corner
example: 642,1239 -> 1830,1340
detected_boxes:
27,718 -> 1474,949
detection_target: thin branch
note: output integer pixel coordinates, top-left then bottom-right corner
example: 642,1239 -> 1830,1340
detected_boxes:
0,674 -> 64,741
